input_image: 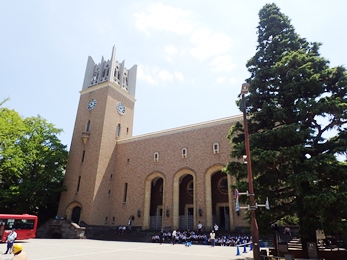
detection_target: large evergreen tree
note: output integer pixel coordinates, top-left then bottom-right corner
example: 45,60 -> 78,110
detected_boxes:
0,103 -> 68,224
225,3 -> 347,256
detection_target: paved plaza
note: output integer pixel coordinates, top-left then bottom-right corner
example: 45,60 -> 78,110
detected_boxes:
0,239 -> 258,260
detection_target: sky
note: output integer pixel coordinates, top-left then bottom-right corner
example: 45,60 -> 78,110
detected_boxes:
1,0 -> 346,148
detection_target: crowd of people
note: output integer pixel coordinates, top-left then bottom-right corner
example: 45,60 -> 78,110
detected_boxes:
151,225 -> 252,247
117,217 -> 133,234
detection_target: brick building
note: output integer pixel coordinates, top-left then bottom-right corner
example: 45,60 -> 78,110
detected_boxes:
57,47 -> 247,231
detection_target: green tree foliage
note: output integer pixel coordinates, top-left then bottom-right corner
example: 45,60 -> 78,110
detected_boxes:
0,102 -> 68,224
225,3 -> 347,254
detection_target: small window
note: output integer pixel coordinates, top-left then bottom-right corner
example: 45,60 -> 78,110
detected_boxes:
81,150 -> 85,162
154,152 -> 159,162
77,176 -> 81,192
182,148 -> 187,158
213,142 -> 220,154
108,190 -> 111,195
123,183 -> 128,203
116,123 -> 121,137
86,120 -> 91,132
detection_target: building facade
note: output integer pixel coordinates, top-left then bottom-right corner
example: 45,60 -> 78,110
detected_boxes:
57,47 -> 247,231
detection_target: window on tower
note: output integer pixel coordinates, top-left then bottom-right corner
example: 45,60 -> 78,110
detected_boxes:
116,123 -> 121,137
77,176 -> 81,192
81,150 -> 85,162
123,183 -> 128,203
86,120 -> 90,132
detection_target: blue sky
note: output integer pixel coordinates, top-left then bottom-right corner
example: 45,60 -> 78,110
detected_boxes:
1,0 -> 346,148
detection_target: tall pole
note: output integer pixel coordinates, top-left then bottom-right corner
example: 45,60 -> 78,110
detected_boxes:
242,91 -> 261,260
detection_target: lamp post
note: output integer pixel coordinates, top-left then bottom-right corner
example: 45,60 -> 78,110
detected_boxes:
241,83 -> 261,260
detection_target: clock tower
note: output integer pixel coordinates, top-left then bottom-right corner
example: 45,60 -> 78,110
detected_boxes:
58,46 -> 137,225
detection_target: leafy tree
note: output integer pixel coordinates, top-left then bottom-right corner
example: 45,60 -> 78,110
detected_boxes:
0,102 -> 68,225
225,3 -> 347,257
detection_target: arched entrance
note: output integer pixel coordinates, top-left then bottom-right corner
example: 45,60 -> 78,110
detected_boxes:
143,172 -> 166,230
205,164 -> 235,231
211,171 -> 229,231
65,201 -> 82,224
179,174 -> 194,230
173,168 -> 196,230
71,206 -> 81,224
149,177 -> 164,230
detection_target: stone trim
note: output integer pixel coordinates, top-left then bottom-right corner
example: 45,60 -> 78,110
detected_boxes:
118,115 -> 243,144
80,81 -> 136,102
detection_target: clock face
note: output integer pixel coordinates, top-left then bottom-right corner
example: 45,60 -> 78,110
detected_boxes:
117,102 -> 125,115
87,99 -> 97,110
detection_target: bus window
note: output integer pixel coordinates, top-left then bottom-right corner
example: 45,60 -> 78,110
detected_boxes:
0,214 -> 38,242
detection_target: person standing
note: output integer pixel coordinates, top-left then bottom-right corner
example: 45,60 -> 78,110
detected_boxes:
127,218 -> 132,232
4,228 -> 17,254
159,229 -> 164,245
171,229 -> 177,245
213,223 -> 219,237
197,221 -> 202,234
209,230 -> 216,247
12,244 -> 27,260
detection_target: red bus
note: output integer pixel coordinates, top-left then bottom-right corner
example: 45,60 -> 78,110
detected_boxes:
0,214 -> 38,242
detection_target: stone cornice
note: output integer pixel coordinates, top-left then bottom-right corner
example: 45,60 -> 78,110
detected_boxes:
118,114 -> 243,144
80,81 -> 136,102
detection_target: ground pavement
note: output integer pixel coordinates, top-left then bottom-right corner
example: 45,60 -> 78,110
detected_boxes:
0,239 -> 260,260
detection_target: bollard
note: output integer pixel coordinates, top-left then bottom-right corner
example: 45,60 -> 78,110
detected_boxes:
243,245 -> 247,253
236,246 -> 240,256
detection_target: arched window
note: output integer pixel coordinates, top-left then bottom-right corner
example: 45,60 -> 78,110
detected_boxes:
187,180 -> 194,196
218,176 -> 228,194
182,148 -> 187,158
154,152 -> 159,162
213,142 -> 219,154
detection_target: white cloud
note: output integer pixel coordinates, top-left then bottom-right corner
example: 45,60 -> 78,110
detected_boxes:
137,65 -> 181,85
134,3 -> 235,84
216,77 -> 226,84
190,29 -> 232,61
137,65 -> 158,85
215,76 -> 238,86
134,3 -> 194,35
174,71 -> 184,81
164,44 -> 178,62
210,55 -> 237,72
228,78 -> 238,85
158,70 -> 173,81
165,45 -> 178,56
